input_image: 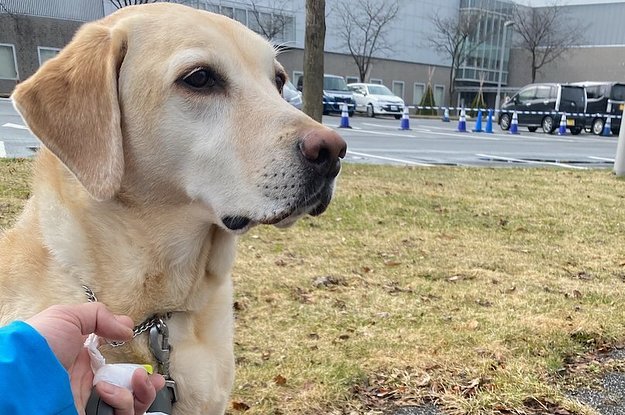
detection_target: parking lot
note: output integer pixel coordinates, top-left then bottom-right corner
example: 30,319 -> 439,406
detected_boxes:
328,113 -> 618,169
0,98 -> 619,169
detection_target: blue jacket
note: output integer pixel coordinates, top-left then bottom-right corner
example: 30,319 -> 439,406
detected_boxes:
0,321 -> 77,414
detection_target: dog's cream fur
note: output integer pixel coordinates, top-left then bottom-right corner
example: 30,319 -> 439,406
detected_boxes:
0,3 -> 345,414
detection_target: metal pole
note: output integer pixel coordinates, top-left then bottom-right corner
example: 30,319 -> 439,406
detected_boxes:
614,106 -> 625,175
494,20 -> 514,112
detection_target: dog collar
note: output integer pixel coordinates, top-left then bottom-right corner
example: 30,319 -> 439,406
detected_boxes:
82,285 -> 179,404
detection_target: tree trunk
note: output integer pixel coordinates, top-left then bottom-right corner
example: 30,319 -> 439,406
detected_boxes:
302,0 -> 325,122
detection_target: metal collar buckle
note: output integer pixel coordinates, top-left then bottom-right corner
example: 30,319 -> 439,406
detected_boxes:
149,317 -> 178,403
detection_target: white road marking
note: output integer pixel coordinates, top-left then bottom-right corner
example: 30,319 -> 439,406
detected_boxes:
2,122 -> 28,130
0,141 -> 6,158
348,150 -> 433,166
476,153 -> 587,170
588,156 -> 614,162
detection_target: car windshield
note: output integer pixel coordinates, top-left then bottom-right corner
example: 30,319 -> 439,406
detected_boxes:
611,84 -> 625,101
324,76 -> 348,91
367,85 -> 394,96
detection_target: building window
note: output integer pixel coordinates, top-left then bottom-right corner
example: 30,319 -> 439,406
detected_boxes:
346,76 -> 359,84
413,83 -> 425,105
0,44 -> 18,80
370,78 -> 383,85
234,8 -> 247,25
392,81 -> 404,99
38,47 -> 61,66
434,85 -> 445,106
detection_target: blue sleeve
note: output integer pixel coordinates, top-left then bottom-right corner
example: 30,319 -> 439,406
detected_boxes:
0,321 -> 78,415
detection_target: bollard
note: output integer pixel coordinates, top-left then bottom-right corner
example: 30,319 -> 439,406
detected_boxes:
457,108 -> 467,132
614,106 -> 625,175
338,103 -> 351,129
558,113 -> 567,135
484,109 -> 494,133
442,108 -> 450,122
399,106 -> 411,130
603,116 -> 613,136
509,111 -> 519,135
472,109 -> 484,133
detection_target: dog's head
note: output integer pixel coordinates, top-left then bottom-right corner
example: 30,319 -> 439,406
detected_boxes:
11,3 -> 346,233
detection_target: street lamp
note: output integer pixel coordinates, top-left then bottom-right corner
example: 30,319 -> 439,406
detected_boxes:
494,20 -> 514,112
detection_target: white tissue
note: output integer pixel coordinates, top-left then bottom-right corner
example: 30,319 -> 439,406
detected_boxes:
84,333 -> 146,390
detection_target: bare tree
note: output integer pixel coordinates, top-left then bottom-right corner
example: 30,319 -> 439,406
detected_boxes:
302,0 -> 325,122
249,1 -> 293,43
331,0 -> 399,83
428,9 -> 484,106
512,2 -> 582,83
108,0 -> 161,8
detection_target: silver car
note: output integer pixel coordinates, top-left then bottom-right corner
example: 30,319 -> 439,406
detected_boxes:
283,80 -> 302,110
347,83 -> 405,119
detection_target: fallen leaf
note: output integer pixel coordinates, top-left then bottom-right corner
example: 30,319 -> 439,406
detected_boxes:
274,374 -> 287,385
232,401 -> 250,411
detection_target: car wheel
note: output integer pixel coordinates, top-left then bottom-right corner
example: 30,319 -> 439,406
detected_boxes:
528,126 -> 538,132
570,126 -> 582,135
499,113 -> 511,130
542,116 -> 555,134
348,110 -> 354,117
394,114 -> 402,120
366,104 -> 375,118
591,118 -> 604,135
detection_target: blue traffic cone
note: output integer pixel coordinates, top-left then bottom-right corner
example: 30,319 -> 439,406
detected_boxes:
509,111 -> 519,135
603,116 -> 613,136
338,103 -> 351,129
442,108 -> 450,122
399,106 -> 411,130
484,109 -> 494,133
472,109 -> 483,132
457,108 -> 467,132
558,113 -> 567,135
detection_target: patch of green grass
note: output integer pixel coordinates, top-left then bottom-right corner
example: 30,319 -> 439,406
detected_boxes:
3,160 -> 625,414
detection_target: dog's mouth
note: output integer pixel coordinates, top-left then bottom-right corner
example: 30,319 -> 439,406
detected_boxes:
220,183 -> 333,233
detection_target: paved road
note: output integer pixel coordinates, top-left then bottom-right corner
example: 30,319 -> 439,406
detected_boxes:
0,98 -> 40,158
324,113 -> 618,170
1,97 -> 620,170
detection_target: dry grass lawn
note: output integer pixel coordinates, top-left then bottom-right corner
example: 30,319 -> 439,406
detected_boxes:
2,159 -> 625,414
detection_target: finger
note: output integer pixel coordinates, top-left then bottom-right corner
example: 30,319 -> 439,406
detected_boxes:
131,369 -> 165,413
95,382 -> 135,415
73,303 -> 134,340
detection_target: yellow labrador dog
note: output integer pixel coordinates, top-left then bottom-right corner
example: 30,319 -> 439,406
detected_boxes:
0,3 -> 345,414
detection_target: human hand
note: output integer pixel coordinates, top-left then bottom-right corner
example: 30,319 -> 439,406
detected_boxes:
26,303 -> 165,414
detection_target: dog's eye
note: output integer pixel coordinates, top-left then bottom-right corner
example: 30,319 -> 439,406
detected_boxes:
275,75 -> 285,94
182,68 -> 217,89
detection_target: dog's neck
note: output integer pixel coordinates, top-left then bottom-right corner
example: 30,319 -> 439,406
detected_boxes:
31,150 -> 237,322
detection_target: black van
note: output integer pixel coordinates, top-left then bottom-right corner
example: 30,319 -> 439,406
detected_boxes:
571,82 -> 625,135
499,83 -> 586,134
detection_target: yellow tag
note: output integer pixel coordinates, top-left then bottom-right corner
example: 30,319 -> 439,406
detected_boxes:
142,364 -> 154,375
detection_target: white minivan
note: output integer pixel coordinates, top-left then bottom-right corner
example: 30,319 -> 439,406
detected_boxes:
347,83 -> 405,119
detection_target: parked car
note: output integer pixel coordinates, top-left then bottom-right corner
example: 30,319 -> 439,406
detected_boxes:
499,83 -> 586,135
571,81 -> 625,135
346,83 -> 405,119
282,80 -> 302,110
296,74 -> 355,116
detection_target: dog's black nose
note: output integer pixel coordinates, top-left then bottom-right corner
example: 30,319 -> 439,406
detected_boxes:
299,128 -> 347,178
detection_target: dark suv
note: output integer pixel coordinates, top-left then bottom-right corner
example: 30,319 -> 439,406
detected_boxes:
572,81 -> 625,135
499,83 -> 586,134
296,74 -> 356,116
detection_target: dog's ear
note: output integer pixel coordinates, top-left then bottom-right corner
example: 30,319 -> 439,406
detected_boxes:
12,22 -> 127,201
